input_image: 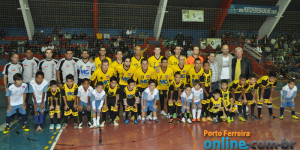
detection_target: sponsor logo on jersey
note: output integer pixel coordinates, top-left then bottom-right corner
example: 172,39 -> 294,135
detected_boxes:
165,75 -> 169,78
44,64 -> 49,67
22,85 -> 26,89
106,76 -> 110,79
11,68 -> 16,71
86,66 -> 90,69
146,75 -> 150,78
24,63 -> 28,66
128,73 -> 132,76
66,64 -> 70,67
182,70 -> 186,73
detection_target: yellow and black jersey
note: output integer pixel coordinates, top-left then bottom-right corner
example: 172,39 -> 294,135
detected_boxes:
229,80 -> 249,93
47,87 -> 61,101
122,86 -> 139,100
245,80 -> 259,93
156,67 -> 174,90
148,55 -> 163,69
110,61 -> 123,70
133,67 -> 156,88
187,67 -> 203,87
171,64 -> 192,84
90,67 -> 116,87
221,88 -> 232,107
211,97 -> 222,108
200,69 -> 212,87
62,83 -> 78,101
169,81 -> 185,91
131,56 -> 144,69
257,76 -> 277,89
168,55 -> 186,66
105,84 -> 120,97
95,57 -> 112,69
115,64 -> 137,86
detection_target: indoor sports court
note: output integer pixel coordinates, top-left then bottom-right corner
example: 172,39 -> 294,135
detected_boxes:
0,0 -> 299,150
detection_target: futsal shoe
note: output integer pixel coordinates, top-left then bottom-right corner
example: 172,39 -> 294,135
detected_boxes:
113,121 -> 119,126
134,120 -> 139,124
74,123 -> 78,129
78,123 -> 83,129
3,127 -> 9,135
34,125 -> 39,132
213,118 -> 219,124
197,118 -> 201,122
153,119 -> 159,123
269,114 -> 277,118
56,124 -> 61,130
187,118 -> 192,124
258,114 -> 263,119
169,118 -> 174,124
49,124 -> 55,130
137,115 -> 142,121
192,119 -> 196,122
230,117 -> 234,122
182,117 -> 186,123
238,116 -> 246,122
87,122 -> 93,128
206,117 -> 213,121
202,117 -> 207,122
227,117 -> 231,123
40,125 -> 44,131
22,125 -> 30,132
279,115 -> 284,120
161,110 -> 167,116
292,115 -> 299,120
100,121 -> 106,127
141,120 -> 146,124
124,119 -> 129,124
250,115 -> 258,119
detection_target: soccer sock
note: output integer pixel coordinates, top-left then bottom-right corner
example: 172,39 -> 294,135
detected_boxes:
238,105 -> 242,116
96,115 -> 100,124
64,116 -> 68,123
160,95 -> 164,111
111,111 -> 116,121
57,118 -> 61,124
79,112 -> 83,123
280,107 -> 285,116
201,104 -> 206,117
257,104 -> 262,116
22,114 -> 27,125
6,116 -> 11,127
73,115 -> 77,123
177,106 -> 182,116
251,104 -> 256,116
192,108 -> 196,119
197,109 -> 202,119
291,109 -> 295,116
168,105 -> 173,118
50,118 -> 54,124
153,117 -> 157,120
133,111 -> 137,121
125,111 -> 129,120
34,115 -> 39,125
87,111 -> 91,122
39,114 -> 44,125
138,104 -> 141,116
187,113 -> 190,119
242,104 -> 247,117
102,112 -> 107,122
93,117 -> 96,125
267,103 -> 273,115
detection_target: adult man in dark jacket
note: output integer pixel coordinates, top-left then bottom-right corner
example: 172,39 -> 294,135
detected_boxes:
231,47 -> 252,80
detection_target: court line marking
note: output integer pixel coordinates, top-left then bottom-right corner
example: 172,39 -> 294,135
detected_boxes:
49,129 -> 63,150
185,123 -> 196,150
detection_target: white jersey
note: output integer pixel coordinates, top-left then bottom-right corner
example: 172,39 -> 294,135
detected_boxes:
76,59 -> 96,79
56,57 -> 79,84
20,57 -> 39,83
38,59 -> 58,83
2,62 -> 23,84
77,85 -> 93,103
181,91 -> 193,102
281,85 -> 297,99
142,87 -> 159,101
29,79 -> 48,103
6,83 -> 28,106
90,89 -> 105,109
192,87 -> 204,103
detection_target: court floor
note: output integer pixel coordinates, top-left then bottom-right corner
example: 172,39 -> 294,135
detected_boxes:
0,81 -> 299,150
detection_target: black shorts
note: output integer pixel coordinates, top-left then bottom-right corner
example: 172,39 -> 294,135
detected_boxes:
203,86 -> 211,103
127,98 -> 136,106
48,96 -> 61,106
245,93 -> 253,101
107,97 -> 117,107
259,88 -> 271,99
118,85 -> 126,102
138,87 -> 146,97
169,90 -> 179,101
233,93 -> 244,101
64,100 -> 78,116
160,90 -> 169,99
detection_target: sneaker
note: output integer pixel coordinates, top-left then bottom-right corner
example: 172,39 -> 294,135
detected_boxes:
173,113 -> 177,119
141,120 -> 146,124
202,117 -> 207,122
167,113 -> 170,119
169,119 -> 173,124
100,121 -> 106,127
92,123 -> 97,128
192,119 -> 196,122
78,122 -> 83,129
239,116 -> 246,122
124,119 -> 129,124
161,110 -> 167,116
227,117 -> 231,123
279,115 -> 284,120
182,117 -> 186,123
213,118 -> 219,124
153,119 -> 159,123
206,117 -> 213,121
292,115 -> 299,120
269,114 -> 277,118
74,123 -> 78,129
134,120 -> 139,124
146,115 -> 151,120
3,127 -> 9,135
137,115 -> 142,121
250,115 -> 258,119
40,125 -> 44,131
87,122 -> 93,128
197,118 -> 201,122
149,112 -> 153,120
56,124 -> 61,130
34,125 -> 39,132
258,114 -> 263,119
131,116 -> 135,121
220,116 -> 227,121
62,123 -> 68,129
231,117 -> 234,122
115,116 -> 120,122
22,125 -> 30,132
49,124 -> 55,130
187,118 -> 192,124
113,121 -> 119,126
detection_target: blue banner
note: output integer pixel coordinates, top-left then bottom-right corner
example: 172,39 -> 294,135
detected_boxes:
228,4 -> 278,16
